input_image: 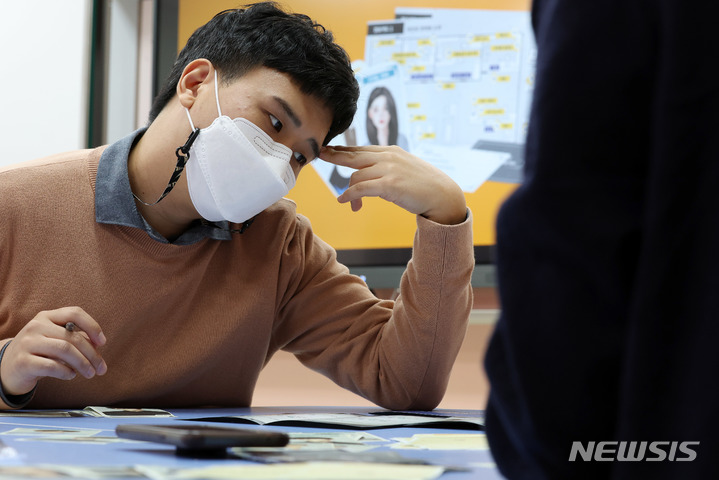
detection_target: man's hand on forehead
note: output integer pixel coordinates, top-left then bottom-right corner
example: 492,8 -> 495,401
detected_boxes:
319,145 -> 466,226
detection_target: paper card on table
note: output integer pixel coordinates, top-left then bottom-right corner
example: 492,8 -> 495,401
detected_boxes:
242,442 -> 371,453
0,427 -> 102,438
0,409 -> 89,417
17,435 -> 137,445
0,466 -> 69,478
390,433 -> 489,450
239,431 -> 388,452
0,464 -> 147,479
83,406 -> 174,418
136,461 -> 445,480
188,412 -> 483,430
231,448 -> 431,465
47,464 -> 146,479
288,431 -> 387,443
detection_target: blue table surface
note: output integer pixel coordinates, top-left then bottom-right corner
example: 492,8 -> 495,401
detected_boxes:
0,406 -> 502,479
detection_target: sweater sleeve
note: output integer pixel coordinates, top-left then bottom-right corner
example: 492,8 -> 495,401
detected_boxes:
273,209 -> 474,411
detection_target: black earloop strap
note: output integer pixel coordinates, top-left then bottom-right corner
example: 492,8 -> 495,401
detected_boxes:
133,128 -> 200,206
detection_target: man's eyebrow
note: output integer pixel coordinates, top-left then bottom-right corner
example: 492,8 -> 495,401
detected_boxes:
273,96 -> 321,159
308,138 -> 320,160
273,96 -> 301,127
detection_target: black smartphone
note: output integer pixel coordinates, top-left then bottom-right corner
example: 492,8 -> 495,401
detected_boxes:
115,424 -> 289,453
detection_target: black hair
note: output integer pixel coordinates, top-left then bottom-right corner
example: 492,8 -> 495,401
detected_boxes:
148,2 -> 359,145
365,86 -> 398,146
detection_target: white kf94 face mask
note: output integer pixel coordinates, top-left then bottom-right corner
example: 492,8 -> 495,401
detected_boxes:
184,70 -> 296,224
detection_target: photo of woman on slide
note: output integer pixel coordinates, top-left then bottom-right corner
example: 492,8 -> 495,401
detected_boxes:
365,86 -> 408,149
329,86 -> 409,194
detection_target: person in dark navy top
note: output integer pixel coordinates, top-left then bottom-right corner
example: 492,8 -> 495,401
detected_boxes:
485,0 -> 719,478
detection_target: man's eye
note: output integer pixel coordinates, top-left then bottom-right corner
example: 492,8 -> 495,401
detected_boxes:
269,114 -> 283,132
293,151 -> 307,166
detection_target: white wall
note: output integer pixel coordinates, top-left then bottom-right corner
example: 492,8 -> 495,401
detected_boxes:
0,0 -> 154,167
0,0 -> 93,166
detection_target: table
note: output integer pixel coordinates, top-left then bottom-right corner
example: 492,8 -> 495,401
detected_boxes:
0,406 -> 502,479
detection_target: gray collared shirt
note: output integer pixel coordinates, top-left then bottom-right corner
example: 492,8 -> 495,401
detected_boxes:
94,128 -> 232,245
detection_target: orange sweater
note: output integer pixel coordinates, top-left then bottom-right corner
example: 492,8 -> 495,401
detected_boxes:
0,147 -> 474,410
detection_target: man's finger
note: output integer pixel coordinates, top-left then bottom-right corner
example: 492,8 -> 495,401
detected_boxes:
338,178 -> 384,205
61,328 -> 108,376
26,356 -> 77,382
47,307 -> 106,347
34,338 -> 100,379
319,146 -> 378,169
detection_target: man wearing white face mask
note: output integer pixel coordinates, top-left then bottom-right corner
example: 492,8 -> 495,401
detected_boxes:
182,71 -> 298,225
134,69 -> 299,227
0,2 -> 473,411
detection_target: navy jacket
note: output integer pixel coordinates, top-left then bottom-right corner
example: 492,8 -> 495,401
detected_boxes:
485,0 -> 719,478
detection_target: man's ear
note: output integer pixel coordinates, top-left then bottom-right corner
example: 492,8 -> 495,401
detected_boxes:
177,59 -> 214,109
